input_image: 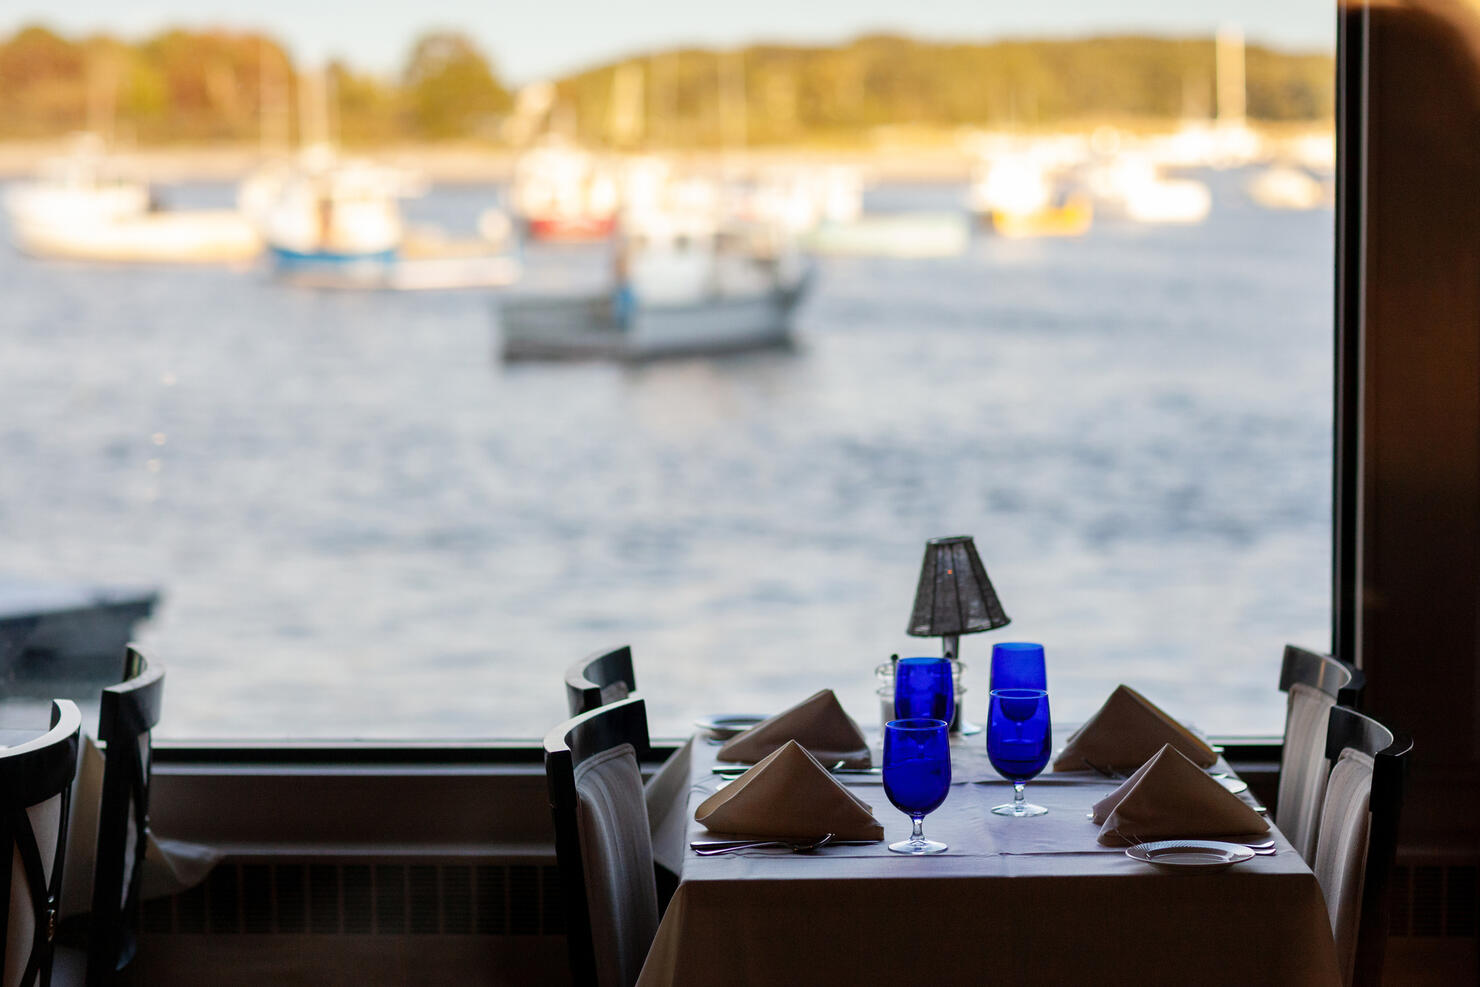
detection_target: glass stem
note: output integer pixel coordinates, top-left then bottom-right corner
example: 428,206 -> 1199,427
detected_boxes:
911,814 -> 925,842
1013,781 -> 1026,808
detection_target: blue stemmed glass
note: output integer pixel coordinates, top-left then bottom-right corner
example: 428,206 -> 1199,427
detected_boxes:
986,688 -> 1051,817
894,657 -> 955,726
990,642 -> 1047,692
882,718 -> 951,854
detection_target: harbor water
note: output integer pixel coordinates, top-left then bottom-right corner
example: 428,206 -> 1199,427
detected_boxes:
0,173 -> 1332,740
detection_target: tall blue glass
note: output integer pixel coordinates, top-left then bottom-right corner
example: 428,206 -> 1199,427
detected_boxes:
990,642 -> 1047,692
882,718 -> 951,854
893,657 -> 955,726
986,688 -> 1051,817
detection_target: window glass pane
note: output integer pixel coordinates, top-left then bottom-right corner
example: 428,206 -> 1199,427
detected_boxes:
0,5 -> 1332,739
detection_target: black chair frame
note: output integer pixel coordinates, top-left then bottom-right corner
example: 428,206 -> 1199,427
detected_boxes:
565,645 -> 638,717
1279,644 -> 1364,707
86,646 -> 164,987
0,699 -> 82,987
544,697 -> 652,986
1323,705 -> 1413,987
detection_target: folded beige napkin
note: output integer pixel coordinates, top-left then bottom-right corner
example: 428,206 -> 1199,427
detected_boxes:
717,689 -> 871,768
695,740 -> 884,841
1053,684 -> 1217,773
1093,743 -> 1269,846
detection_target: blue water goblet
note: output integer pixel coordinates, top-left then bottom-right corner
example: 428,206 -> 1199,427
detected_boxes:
990,642 -> 1047,692
893,657 -> 955,726
882,718 -> 951,854
987,688 -> 1051,817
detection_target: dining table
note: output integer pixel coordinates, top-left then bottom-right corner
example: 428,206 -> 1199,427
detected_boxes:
637,727 -> 1341,986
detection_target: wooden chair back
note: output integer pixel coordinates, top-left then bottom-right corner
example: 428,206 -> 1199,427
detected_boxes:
1319,705 -> 1412,987
0,700 -> 82,987
86,646 -> 164,986
565,645 -> 638,716
1277,645 -> 1364,860
1279,645 -> 1363,705
544,697 -> 655,986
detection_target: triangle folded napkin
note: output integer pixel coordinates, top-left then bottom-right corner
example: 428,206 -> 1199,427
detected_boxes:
1092,743 -> 1269,846
695,740 -> 884,841
1052,684 -> 1217,774
717,688 -> 871,768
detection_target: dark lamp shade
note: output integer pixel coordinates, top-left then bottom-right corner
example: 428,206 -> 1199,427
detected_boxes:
907,535 -> 1010,638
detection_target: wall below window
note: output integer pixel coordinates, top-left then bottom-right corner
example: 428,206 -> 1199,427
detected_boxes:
132,743 -> 1287,984
141,747 -> 570,985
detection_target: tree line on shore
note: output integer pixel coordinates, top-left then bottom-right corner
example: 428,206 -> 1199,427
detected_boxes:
0,24 -> 1333,148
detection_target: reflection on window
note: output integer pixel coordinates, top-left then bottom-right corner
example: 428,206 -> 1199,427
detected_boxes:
0,9 -> 1332,739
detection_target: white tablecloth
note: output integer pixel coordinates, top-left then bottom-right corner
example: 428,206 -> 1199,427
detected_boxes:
638,732 -> 1340,986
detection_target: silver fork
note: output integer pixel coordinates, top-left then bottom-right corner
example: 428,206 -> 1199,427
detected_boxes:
693,834 -> 837,855
1120,832 -> 1279,855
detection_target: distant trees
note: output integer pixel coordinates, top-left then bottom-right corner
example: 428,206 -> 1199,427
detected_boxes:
558,35 -> 1335,148
0,25 -> 89,136
330,61 -> 401,145
0,25 -> 1332,147
0,25 -> 297,142
400,31 -> 511,140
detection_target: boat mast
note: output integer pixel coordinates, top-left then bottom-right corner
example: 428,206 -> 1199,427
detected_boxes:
1215,23 -> 1247,128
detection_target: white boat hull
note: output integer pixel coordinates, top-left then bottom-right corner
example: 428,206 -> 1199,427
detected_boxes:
803,213 -> 969,258
1246,166 -> 1329,210
497,284 -> 803,361
278,254 -> 521,291
10,209 -> 261,264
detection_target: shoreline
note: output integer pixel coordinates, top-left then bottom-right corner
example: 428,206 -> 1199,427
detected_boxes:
0,142 -> 987,184
0,123 -> 1333,186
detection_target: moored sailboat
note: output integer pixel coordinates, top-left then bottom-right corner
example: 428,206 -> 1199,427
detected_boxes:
4,136 -> 261,264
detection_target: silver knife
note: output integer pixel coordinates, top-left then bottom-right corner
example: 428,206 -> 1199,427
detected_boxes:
689,838 -> 880,850
711,765 -> 880,775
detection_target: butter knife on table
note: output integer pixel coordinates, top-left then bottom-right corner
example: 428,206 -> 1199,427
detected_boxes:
690,838 -> 880,850
712,765 -> 881,776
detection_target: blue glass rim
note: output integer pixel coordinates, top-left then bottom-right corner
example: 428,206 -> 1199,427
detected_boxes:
991,642 -> 1044,654
989,688 -> 1048,700
897,656 -> 951,667
885,717 -> 949,733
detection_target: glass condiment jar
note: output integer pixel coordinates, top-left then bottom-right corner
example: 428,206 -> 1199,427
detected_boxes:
876,655 -> 966,733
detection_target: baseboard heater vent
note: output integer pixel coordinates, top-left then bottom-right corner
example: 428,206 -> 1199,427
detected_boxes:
143,862 -> 565,936
1390,864 -> 1478,939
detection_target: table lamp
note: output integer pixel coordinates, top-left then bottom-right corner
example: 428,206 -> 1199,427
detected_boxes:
906,535 -> 1010,734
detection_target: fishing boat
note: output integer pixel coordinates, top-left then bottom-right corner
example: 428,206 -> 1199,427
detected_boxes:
497,214 -> 809,361
239,150 -> 519,290
0,575 -> 157,685
1085,154 -> 1213,225
240,152 -> 409,266
1246,164 -> 1330,210
803,212 -> 970,258
969,154 -> 1093,239
511,141 -> 621,242
4,139 -> 261,264
735,166 -> 864,236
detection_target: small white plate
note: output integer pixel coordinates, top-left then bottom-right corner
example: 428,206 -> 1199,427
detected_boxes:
1214,774 -> 1250,795
1125,840 -> 1255,871
694,714 -> 766,741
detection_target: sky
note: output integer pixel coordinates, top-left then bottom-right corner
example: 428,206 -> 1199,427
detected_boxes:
3,1 -> 1335,83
